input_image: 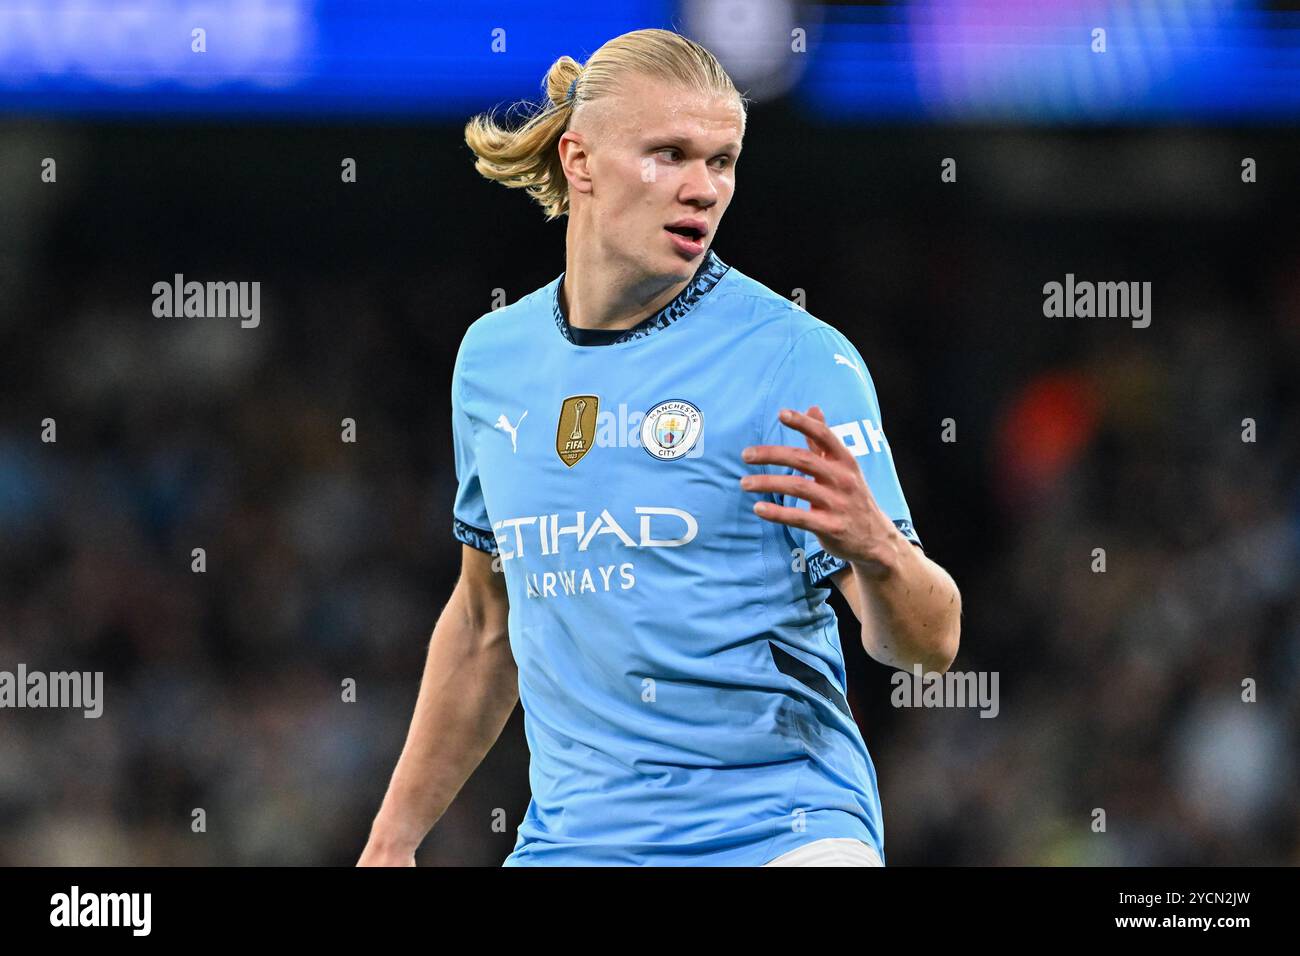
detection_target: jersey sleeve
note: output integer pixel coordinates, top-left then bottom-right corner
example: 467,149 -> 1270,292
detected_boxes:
759,325 -> 921,588
450,346 -> 498,556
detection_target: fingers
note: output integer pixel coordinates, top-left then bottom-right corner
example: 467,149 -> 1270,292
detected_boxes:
800,405 -> 834,456
742,442 -> 836,482
781,407 -> 855,464
751,500 -> 832,534
740,472 -> 835,509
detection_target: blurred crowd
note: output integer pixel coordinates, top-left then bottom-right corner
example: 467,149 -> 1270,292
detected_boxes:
0,124 -> 1296,865
881,276 -> 1300,865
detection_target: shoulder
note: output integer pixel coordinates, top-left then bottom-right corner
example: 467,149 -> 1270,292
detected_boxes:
453,277 -> 558,381
713,261 -> 856,363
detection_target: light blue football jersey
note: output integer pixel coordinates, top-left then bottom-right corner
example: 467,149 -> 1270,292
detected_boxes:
450,248 -> 922,866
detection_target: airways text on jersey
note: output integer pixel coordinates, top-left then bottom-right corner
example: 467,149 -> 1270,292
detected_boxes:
494,505 -> 698,600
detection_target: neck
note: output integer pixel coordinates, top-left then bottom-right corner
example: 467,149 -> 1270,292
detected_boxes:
562,218 -> 694,331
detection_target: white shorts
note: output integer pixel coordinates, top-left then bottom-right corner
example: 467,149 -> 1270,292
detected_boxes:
763,838 -> 884,867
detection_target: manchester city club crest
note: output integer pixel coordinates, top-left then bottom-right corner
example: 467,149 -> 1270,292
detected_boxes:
640,399 -> 703,460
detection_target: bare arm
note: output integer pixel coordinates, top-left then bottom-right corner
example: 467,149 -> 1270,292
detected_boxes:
742,405 -> 960,674
358,544 -> 516,865
831,550 -> 961,674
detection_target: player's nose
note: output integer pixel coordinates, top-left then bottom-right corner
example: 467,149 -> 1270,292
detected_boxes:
679,160 -> 718,207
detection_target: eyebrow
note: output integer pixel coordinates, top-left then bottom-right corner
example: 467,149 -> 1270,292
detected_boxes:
646,133 -> 742,155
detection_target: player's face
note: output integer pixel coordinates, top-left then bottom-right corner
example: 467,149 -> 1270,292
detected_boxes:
588,75 -> 743,280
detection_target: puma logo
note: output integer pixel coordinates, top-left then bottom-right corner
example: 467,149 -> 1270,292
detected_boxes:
834,353 -> 867,386
494,410 -> 528,453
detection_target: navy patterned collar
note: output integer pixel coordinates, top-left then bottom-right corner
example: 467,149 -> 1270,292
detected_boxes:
553,248 -> 731,346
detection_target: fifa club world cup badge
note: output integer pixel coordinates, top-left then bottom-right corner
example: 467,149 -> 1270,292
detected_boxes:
640,399 -> 703,460
556,394 -> 600,467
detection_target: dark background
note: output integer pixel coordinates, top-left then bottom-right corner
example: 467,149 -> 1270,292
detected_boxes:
1,107 -> 1298,864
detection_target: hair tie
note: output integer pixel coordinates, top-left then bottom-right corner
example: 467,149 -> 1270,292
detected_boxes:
566,74 -> 580,103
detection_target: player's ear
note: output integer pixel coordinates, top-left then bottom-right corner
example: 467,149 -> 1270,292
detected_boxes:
558,131 -> 593,195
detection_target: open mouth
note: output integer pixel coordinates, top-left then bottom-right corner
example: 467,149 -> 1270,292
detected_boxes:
665,224 -> 705,242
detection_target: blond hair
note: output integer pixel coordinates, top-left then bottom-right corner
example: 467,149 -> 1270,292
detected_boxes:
463,28 -> 747,221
